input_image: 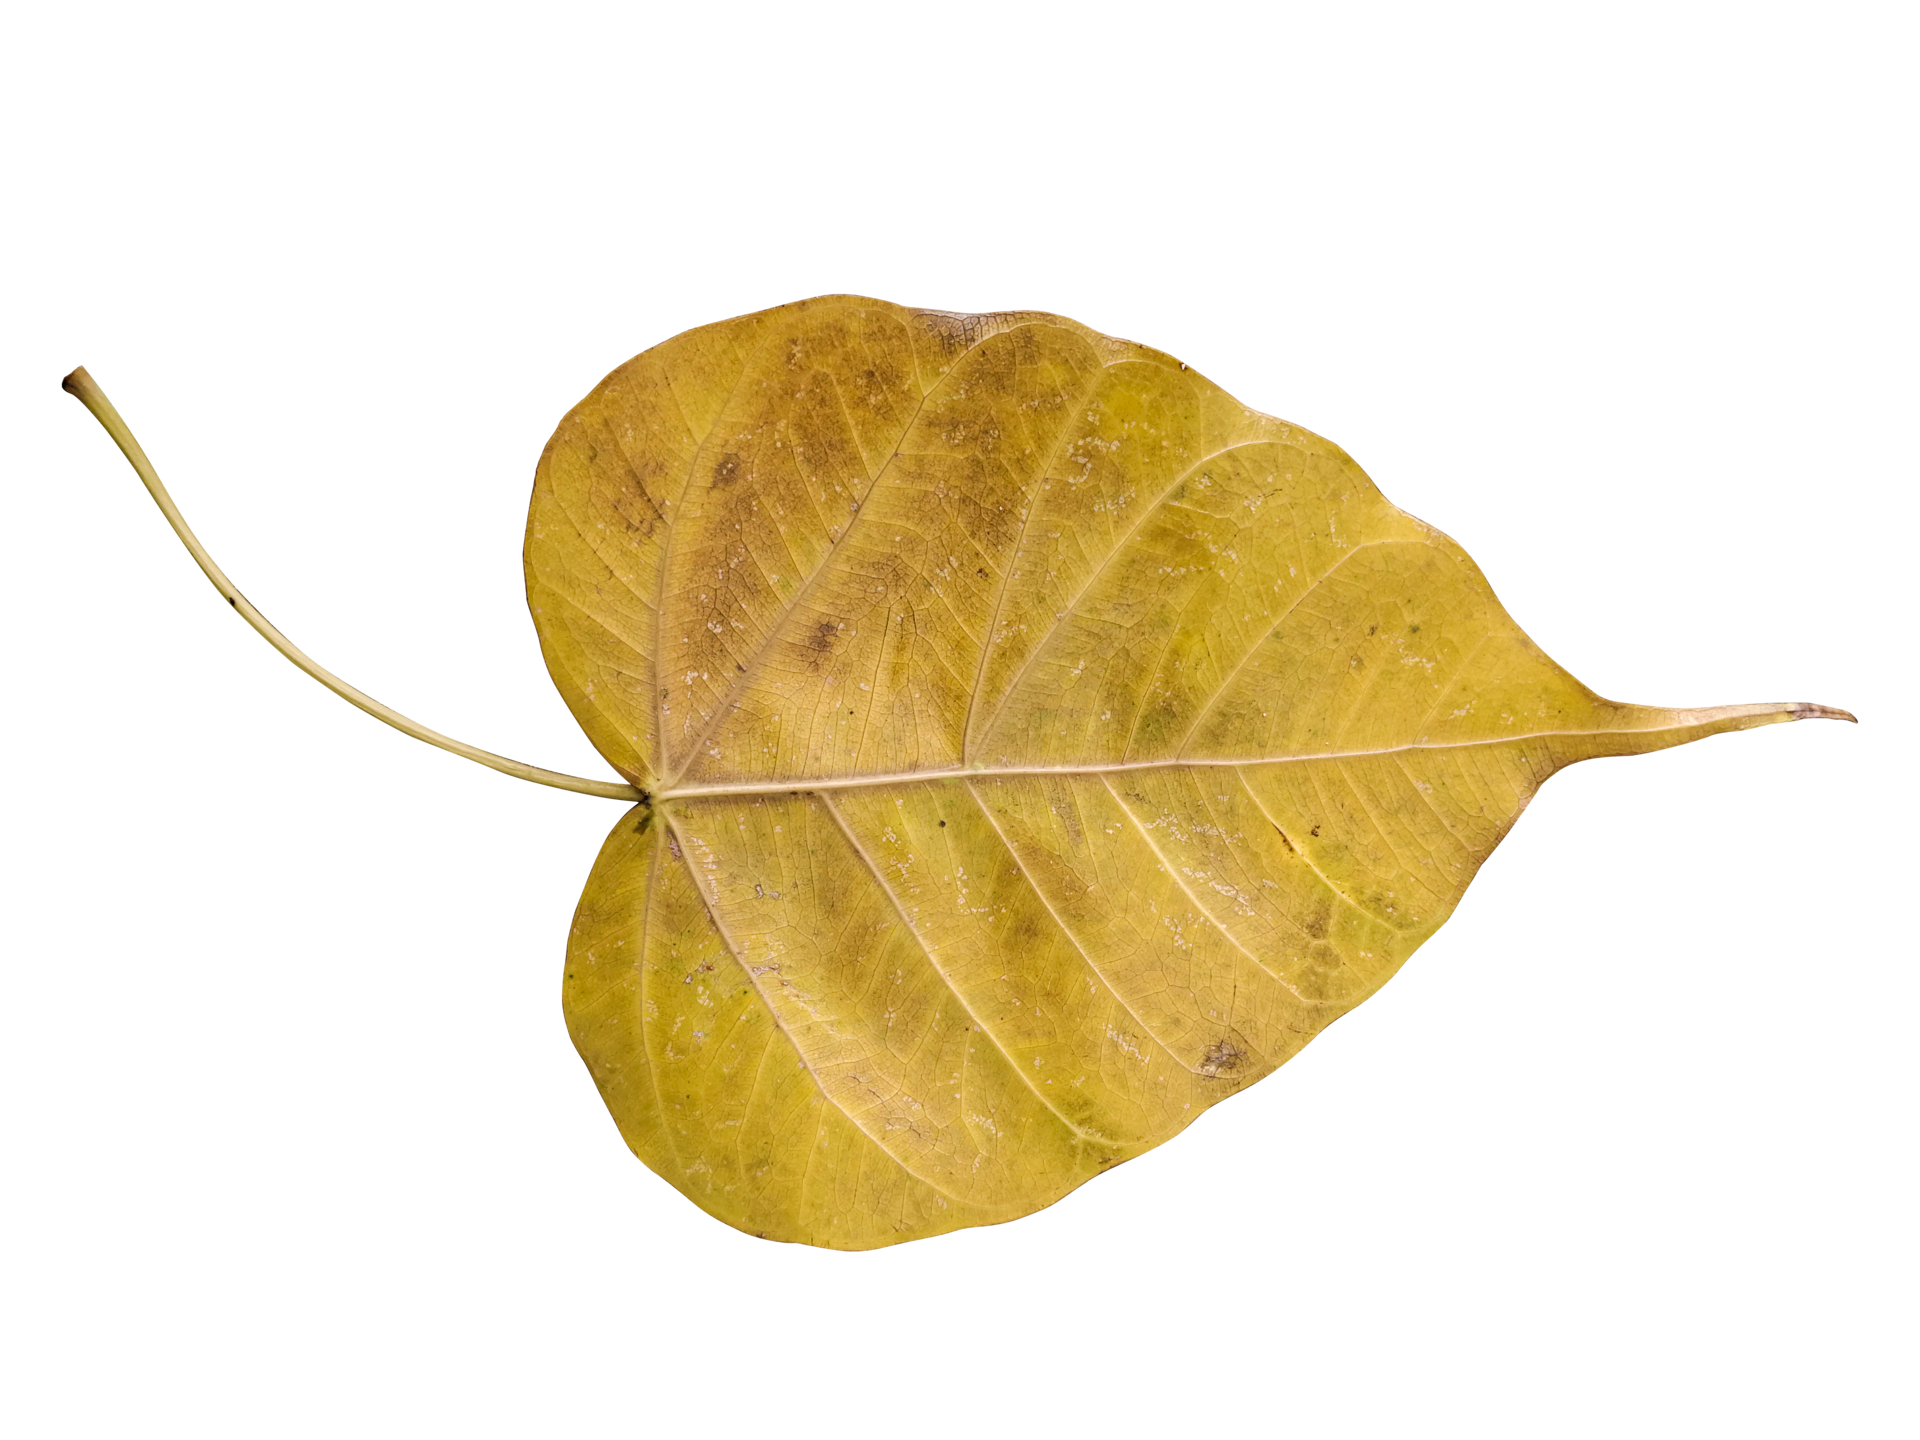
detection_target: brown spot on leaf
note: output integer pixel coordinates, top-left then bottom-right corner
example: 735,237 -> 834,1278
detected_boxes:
712,453 -> 742,487
1301,903 -> 1330,941
1200,1041 -> 1244,1075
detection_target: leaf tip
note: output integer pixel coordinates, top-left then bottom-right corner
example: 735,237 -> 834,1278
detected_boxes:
1790,702 -> 1857,724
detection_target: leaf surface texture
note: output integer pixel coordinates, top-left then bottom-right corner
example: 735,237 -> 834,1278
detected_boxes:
527,297 -> 1826,1247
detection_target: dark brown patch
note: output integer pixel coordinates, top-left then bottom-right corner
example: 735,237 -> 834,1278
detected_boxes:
1200,1041 -> 1244,1075
1301,904 -> 1330,941
712,453 -> 742,487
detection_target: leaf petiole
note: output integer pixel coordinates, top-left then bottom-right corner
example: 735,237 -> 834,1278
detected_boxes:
62,367 -> 645,803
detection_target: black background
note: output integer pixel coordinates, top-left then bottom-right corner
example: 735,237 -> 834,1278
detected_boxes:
30,144 -> 1881,1320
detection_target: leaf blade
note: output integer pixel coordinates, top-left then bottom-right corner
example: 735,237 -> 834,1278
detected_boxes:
532,296 -> 1847,1247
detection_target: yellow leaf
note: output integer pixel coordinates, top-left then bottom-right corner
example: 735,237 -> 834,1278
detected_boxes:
526,296 -> 1851,1248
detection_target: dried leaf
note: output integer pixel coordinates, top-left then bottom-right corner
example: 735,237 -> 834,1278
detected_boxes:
525,296 -> 1845,1248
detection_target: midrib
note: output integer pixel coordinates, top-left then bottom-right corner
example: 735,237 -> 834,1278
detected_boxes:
647,721 -> 1720,803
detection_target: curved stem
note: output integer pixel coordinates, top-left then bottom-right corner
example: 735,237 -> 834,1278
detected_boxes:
63,366 -> 645,803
